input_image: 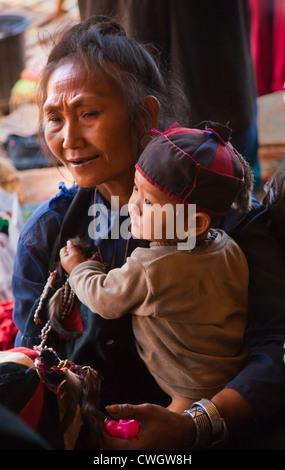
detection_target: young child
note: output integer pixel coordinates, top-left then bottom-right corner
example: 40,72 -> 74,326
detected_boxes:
59,122 -> 253,413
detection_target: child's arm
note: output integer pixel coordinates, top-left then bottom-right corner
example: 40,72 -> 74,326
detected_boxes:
68,250 -> 149,319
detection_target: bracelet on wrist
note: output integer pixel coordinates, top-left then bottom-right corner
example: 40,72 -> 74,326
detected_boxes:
184,398 -> 228,449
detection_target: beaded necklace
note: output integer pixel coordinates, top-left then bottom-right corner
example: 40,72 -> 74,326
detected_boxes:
34,188 -> 130,349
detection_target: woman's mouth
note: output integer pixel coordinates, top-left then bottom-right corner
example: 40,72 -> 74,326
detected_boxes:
68,155 -> 100,168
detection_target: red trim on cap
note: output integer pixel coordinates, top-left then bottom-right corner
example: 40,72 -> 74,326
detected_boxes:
135,164 -> 228,216
152,124 -> 208,138
135,164 -> 182,203
165,127 -> 207,137
205,126 -> 228,145
203,159 -> 244,181
151,128 -> 244,182
181,166 -> 201,203
151,127 -> 208,165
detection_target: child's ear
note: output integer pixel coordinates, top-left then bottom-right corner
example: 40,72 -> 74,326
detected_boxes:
195,212 -> 211,237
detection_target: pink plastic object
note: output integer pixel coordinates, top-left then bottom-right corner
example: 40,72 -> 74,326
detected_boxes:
106,419 -> 139,439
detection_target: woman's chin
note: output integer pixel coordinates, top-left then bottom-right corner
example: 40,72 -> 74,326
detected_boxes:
67,171 -> 98,189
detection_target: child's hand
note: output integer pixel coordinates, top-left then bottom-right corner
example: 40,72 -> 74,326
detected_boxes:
59,239 -> 88,274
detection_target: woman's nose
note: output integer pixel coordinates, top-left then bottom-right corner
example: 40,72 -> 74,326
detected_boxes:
62,120 -> 84,149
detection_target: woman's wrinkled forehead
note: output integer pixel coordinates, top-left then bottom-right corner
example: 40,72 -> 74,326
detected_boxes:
46,59 -> 102,94
44,59 -> 123,109
46,55 -> 123,87
46,60 -> 82,96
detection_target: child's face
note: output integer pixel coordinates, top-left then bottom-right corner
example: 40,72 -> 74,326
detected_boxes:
128,170 -> 184,242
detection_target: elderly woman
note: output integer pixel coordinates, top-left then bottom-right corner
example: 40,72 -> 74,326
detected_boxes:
12,16 -> 285,450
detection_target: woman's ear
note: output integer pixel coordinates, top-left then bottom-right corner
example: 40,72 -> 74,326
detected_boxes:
144,95 -> 160,130
139,96 -> 160,150
195,212 -> 211,238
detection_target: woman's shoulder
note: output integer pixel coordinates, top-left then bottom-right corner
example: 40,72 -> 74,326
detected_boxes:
20,183 -> 78,242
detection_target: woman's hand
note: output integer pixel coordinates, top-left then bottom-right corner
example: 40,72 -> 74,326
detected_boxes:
100,390 -> 256,450
101,403 -> 196,450
59,239 -> 88,274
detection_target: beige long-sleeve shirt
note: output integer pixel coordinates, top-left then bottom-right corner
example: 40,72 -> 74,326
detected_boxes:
69,230 -> 249,399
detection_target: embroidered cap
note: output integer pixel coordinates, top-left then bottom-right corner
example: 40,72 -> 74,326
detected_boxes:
135,122 -> 245,216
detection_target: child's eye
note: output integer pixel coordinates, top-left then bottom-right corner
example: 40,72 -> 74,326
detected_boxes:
133,184 -> 138,192
144,198 -> 153,206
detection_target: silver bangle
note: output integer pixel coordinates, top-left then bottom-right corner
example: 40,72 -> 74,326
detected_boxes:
184,398 -> 228,449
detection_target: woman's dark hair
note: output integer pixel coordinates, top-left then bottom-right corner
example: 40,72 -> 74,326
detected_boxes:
39,15 -> 190,157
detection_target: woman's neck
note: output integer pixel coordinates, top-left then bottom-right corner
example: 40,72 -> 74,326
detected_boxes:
97,177 -> 133,209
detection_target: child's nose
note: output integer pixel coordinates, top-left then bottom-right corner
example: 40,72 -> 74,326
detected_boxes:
128,198 -> 142,216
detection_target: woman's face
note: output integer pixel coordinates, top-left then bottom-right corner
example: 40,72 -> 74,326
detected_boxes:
44,60 -> 136,190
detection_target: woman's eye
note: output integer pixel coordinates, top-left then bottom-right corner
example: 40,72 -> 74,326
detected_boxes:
83,111 -> 100,118
133,184 -> 138,192
46,115 -> 62,123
